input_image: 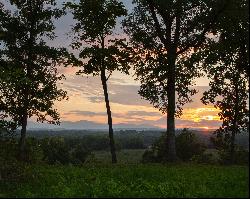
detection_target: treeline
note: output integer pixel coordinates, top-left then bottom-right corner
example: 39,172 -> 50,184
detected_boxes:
0,0 -> 249,165
21,129 -> 250,150
1,128 -> 248,167
0,134 -> 145,165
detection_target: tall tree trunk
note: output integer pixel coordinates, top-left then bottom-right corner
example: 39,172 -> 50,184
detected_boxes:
101,69 -> 117,164
19,112 -> 28,161
166,53 -> 177,162
230,81 -> 239,164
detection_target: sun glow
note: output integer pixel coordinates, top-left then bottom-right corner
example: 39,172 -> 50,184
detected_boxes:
181,107 -> 220,122
201,126 -> 209,130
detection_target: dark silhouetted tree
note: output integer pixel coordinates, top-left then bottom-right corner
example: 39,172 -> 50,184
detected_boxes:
65,0 -> 130,163
123,0 -> 229,161
0,0 -> 68,161
200,1 -> 249,164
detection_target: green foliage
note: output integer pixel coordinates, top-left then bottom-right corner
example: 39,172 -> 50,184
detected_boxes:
65,0 -> 130,76
142,129 -> 206,163
176,129 -> 206,161
199,0 -> 249,164
0,138 -> 18,161
65,0 -> 127,43
65,0 -> 130,164
86,149 -> 145,165
219,148 -> 249,165
0,164 -> 248,197
191,149 -> 222,164
0,0 -> 68,127
122,0 -> 227,116
41,137 -> 90,165
117,136 -> 145,150
0,114 -> 17,137
0,138 -> 26,181
15,137 -> 44,163
0,158 -> 27,182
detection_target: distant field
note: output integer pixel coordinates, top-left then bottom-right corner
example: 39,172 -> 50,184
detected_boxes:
1,163 -> 248,198
86,149 -> 145,164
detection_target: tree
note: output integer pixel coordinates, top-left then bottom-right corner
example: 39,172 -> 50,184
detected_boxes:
0,2 -> 17,137
142,128 -> 206,163
65,0 -> 130,163
123,0 -> 229,161
212,0 -> 249,77
0,0 -> 68,161
200,0 -> 249,164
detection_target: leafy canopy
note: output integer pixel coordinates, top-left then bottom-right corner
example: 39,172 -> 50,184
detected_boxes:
123,0 -> 227,116
0,0 -> 68,126
65,0 -> 130,76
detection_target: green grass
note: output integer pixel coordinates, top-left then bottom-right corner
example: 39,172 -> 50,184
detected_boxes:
1,163 -> 248,198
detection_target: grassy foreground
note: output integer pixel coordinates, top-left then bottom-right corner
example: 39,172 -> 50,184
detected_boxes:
0,163 -> 248,198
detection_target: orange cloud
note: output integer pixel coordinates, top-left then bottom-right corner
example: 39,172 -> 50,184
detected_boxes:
181,107 -> 220,122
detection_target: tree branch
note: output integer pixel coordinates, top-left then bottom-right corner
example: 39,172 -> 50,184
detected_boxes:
173,1 -> 182,50
147,0 -> 168,48
106,72 -> 112,81
177,0 -> 231,55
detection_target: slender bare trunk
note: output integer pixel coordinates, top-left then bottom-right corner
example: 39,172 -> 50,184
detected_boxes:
101,69 -> 117,164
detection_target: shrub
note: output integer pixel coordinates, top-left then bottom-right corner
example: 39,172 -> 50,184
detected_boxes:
142,128 -> 206,163
41,137 -> 71,164
219,147 -> 249,165
176,129 -> 206,161
191,149 -> 221,164
0,158 -> 27,181
0,139 -> 27,181
70,144 -> 91,164
22,137 -> 44,163
0,138 -> 18,160
41,137 -> 90,165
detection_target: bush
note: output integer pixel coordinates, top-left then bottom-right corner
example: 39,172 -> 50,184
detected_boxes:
176,129 -> 206,161
142,128 -> 206,163
219,147 -> 249,165
70,144 -> 90,164
41,137 -> 90,165
21,137 -> 44,163
191,149 -> 221,164
0,158 -> 27,181
0,139 -> 27,181
41,137 -> 71,164
0,138 -> 18,160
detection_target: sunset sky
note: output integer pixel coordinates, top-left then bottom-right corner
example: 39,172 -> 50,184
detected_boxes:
45,0 -> 222,130
2,0 -> 223,130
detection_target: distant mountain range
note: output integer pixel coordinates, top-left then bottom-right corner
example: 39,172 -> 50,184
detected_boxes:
26,120 -> 161,131
26,120 -> 220,131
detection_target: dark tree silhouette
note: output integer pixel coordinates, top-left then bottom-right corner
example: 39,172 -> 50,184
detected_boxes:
0,0 -> 68,161
65,0 -> 130,164
200,0 -> 249,164
123,0 -> 229,161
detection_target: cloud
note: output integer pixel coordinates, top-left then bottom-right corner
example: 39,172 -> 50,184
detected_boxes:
153,116 -> 222,129
65,110 -> 162,120
64,111 -> 107,117
61,76 -> 210,109
126,111 -> 162,117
